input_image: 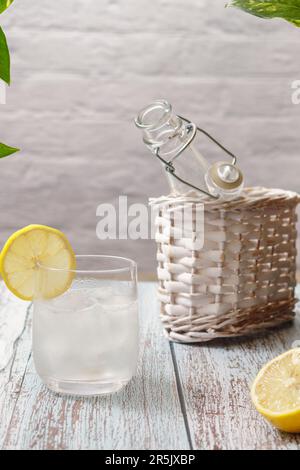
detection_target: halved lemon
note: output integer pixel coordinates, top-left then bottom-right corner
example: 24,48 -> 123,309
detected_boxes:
0,225 -> 76,301
251,348 -> 300,433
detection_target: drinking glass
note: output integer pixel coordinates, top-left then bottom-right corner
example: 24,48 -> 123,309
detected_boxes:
32,255 -> 139,396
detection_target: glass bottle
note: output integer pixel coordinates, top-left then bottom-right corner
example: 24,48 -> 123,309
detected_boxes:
135,99 -> 244,200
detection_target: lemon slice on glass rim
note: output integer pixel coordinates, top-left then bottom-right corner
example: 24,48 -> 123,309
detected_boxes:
0,225 -> 76,301
251,348 -> 300,433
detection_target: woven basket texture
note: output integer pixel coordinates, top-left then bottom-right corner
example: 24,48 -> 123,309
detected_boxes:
152,187 -> 300,343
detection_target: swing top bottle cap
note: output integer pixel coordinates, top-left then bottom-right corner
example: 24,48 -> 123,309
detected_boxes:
209,162 -> 244,190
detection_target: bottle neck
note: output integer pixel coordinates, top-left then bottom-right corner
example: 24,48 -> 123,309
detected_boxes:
135,100 -> 193,161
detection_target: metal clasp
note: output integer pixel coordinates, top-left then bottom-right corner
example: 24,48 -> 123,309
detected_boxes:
154,115 -> 238,199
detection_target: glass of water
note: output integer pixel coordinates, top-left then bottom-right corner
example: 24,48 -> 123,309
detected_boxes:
33,255 -> 139,396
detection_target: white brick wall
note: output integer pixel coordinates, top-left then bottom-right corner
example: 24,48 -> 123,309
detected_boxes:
0,0 -> 299,272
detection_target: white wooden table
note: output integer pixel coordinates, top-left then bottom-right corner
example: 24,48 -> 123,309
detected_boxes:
0,282 -> 299,450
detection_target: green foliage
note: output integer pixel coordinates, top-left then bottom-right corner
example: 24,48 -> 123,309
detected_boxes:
227,1 -> 300,27
0,143 -> 19,159
0,0 -> 14,15
0,0 -> 14,84
0,0 -> 19,157
0,26 -> 10,84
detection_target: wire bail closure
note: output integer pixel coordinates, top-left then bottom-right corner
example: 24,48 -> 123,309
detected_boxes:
154,115 -> 238,199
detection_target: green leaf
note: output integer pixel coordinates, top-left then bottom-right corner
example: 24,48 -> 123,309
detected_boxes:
227,1 -> 300,27
0,0 -> 14,14
0,27 -> 10,84
0,143 -> 19,158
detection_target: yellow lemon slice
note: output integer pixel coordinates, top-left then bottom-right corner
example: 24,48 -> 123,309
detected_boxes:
251,348 -> 300,433
0,225 -> 76,301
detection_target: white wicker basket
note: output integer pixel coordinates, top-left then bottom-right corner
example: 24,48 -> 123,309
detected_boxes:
152,187 -> 300,343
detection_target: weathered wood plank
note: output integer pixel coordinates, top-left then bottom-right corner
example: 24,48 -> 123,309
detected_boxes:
0,282 -> 31,447
173,288 -> 300,450
0,282 -> 30,371
2,283 -> 189,450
